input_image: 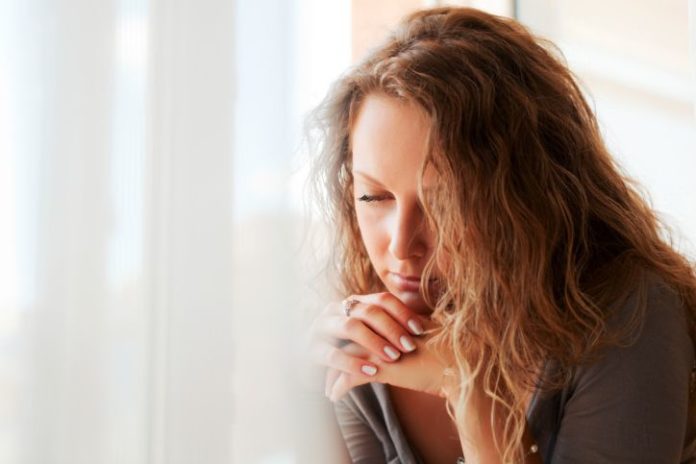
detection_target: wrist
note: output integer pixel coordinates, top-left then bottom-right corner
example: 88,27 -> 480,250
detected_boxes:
439,367 -> 460,400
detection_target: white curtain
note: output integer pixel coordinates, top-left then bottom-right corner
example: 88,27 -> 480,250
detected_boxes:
0,0 -> 352,462
0,0 -> 240,462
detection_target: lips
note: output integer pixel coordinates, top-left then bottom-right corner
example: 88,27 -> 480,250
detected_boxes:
389,272 -> 424,292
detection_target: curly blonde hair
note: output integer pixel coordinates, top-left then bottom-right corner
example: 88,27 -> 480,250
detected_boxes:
307,6 -> 696,462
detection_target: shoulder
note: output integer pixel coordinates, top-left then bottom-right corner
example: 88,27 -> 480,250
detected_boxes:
572,268 -> 693,390
611,268 -> 690,362
551,268 -> 695,462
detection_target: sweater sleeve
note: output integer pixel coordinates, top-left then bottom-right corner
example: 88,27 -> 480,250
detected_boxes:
550,277 -> 695,463
333,395 -> 387,464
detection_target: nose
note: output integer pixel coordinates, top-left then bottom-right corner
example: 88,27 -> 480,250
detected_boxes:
388,200 -> 428,260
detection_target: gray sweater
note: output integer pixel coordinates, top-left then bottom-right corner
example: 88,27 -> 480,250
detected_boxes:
334,272 -> 696,463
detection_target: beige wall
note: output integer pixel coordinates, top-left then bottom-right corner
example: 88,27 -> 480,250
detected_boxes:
351,0 -> 425,62
351,0 -> 514,62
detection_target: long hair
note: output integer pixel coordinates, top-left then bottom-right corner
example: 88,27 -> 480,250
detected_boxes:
307,7 -> 696,462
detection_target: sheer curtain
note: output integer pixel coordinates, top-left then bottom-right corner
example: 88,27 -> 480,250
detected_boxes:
0,0 -> 353,461
0,0 -> 307,462
1,1 -> 161,462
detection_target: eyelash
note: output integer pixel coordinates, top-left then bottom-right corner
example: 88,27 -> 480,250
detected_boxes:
357,194 -> 390,203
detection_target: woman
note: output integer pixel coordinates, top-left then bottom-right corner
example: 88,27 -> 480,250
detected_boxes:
306,6 -> 696,464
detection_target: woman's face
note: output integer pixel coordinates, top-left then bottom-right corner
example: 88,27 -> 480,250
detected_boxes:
350,94 -> 438,315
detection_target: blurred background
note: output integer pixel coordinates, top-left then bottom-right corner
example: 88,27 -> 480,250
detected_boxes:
0,0 -> 694,463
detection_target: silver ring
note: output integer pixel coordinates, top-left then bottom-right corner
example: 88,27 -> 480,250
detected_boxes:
342,298 -> 358,317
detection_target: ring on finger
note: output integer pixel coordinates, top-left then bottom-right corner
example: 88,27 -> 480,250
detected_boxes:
342,298 -> 358,317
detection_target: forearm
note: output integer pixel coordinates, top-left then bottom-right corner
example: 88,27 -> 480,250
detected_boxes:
446,386 -> 543,464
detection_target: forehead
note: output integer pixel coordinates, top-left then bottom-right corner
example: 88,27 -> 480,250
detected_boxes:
350,94 -> 435,187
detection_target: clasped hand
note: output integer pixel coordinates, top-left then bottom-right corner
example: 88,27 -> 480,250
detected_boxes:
307,292 -> 453,402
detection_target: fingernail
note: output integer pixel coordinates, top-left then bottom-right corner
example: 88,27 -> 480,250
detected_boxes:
400,335 -> 416,352
384,346 -> 400,360
407,319 -> 424,335
361,365 -> 378,376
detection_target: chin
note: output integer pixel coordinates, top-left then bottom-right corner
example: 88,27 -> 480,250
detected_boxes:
391,289 -> 432,315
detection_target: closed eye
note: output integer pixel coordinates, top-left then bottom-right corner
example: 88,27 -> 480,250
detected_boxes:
357,194 -> 390,203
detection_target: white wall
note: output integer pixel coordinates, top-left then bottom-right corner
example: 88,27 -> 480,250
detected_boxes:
519,0 -> 696,258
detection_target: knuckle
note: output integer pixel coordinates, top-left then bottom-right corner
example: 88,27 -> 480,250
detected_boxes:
387,323 -> 406,342
344,317 -> 360,332
350,358 -> 366,374
363,304 -> 380,317
353,328 -> 379,353
342,342 -> 362,357
352,322 -> 371,340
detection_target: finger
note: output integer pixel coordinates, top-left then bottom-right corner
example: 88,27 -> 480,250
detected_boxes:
324,367 -> 341,397
351,292 -> 427,337
330,368 -> 375,402
308,300 -> 355,341
309,339 -> 379,378
346,299 -> 419,354
330,372 -> 359,403
314,313 -> 403,363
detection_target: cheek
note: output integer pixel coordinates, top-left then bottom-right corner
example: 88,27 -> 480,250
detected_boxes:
355,208 -> 390,262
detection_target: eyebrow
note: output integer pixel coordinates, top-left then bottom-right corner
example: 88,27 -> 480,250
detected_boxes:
352,170 -> 435,192
352,170 -> 385,187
